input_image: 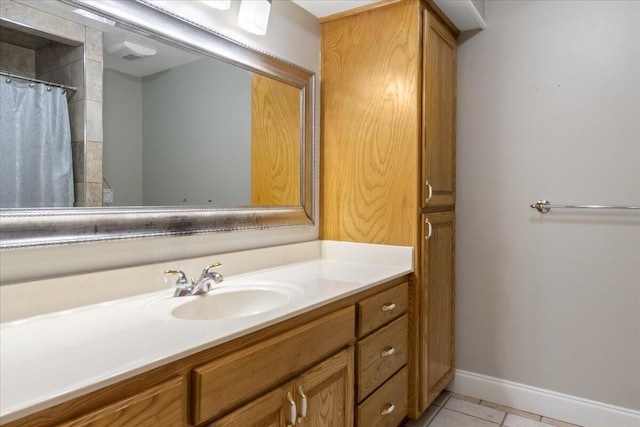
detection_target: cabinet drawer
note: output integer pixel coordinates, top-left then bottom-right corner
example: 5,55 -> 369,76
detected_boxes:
193,306 -> 355,424
59,377 -> 185,427
357,367 -> 408,427
356,315 -> 408,401
357,281 -> 408,337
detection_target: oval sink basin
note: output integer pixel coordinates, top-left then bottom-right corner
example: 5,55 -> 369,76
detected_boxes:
143,282 -> 303,321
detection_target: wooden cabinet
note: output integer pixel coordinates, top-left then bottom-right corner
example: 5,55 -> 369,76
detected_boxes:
355,282 -> 409,427
58,377 -> 186,427
320,0 -> 458,418
294,346 -> 354,427
192,307 -> 354,424
208,385 -> 289,427
356,367 -> 408,427
422,8 -> 457,208
356,315 -> 408,401
210,347 -> 354,427
7,278 -> 410,427
421,211 -> 456,408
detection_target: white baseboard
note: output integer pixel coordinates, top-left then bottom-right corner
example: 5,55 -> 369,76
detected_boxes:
447,370 -> 640,427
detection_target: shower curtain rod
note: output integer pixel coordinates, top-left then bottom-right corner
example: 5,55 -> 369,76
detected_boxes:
1,70 -> 77,92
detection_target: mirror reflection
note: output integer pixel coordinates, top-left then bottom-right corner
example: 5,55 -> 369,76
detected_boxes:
0,4 -> 302,209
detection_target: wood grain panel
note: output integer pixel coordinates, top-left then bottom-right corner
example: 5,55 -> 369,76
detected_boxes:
295,347 -> 354,427
421,211 -> 455,407
356,367 -> 408,427
192,307 -> 354,424
320,0 -> 421,247
357,281 -> 408,338
207,384 -> 287,427
356,315 -> 408,401
422,9 -> 457,207
251,73 -> 301,206
58,377 -> 185,427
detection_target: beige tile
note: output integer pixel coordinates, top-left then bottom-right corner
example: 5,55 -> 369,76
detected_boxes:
85,60 -> 103,102
429,408 -> 499,427
540,417 -> 582,427
503,413 -> 555,427
86,182 -> 103,207
432,391 -> 450,407
85,27 -> 103,62
449,392 -> 481,404
85,141 -> 103,183
73,182 -> 85,207
1,0 -> 85,44
36,43 -> 83,75
72,141 -> 85,182
406,405 -> 440,427
0,41 -> 35,75
86,100 -> 103,142
444,398 -> 505,424
68,100 -> 84,142
479,401 -> 541,421
39,60 -> 84,102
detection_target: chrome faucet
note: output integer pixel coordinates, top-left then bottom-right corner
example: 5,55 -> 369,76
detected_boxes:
164,262 -> 223,297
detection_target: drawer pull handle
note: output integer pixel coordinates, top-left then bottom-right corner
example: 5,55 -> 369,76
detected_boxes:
297,385 -> 308,421
286,391 -> 297,426
425,218 -> 432,240
426,180 -> 433,203
381,303 -> 396,312
380,346 -> 395,357
381,402 -> 396,416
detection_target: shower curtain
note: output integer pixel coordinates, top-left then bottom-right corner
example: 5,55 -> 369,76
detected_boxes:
0,81 -> 74,208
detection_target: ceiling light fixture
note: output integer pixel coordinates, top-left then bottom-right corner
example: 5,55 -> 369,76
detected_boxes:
237,0 -> 271,36
201,0 -> 231,10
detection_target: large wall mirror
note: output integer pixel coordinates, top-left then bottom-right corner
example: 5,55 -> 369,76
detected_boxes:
0,0 -> 315,248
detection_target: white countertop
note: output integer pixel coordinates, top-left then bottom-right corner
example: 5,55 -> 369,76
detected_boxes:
0,241 -> 412,423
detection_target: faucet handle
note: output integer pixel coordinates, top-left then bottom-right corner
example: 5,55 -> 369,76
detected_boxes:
164,270 -> 190,285
200,262 -> 223,284
202,262 -> 222,274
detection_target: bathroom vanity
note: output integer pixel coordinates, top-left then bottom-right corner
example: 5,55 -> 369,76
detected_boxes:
0,241 -> 412,427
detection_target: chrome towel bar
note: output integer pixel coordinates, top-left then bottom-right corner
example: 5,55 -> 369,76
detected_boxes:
530,200 -> 640,214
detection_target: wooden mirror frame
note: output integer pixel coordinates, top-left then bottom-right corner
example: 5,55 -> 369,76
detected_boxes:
0,0 -> 315,249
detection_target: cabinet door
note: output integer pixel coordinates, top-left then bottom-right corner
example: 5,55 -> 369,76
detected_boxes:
208,385 -> 290,427
294,347 -> 354,427
421,211 -> 455,408
422,8 -> 457,208
320,0 -> 421,246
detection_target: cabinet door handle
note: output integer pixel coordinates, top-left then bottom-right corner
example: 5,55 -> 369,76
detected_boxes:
425,218 -> 432,240
426,181 -> 433,203
286,391 -> 297,426
381,402 -> 396,416
380,346 -> 395,357
381,303 -> 396,312
297,385 -> 308,420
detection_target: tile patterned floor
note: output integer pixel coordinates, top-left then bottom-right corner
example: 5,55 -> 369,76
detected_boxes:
404,391 -> 582,427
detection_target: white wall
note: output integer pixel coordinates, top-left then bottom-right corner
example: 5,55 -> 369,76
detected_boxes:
141,59 -> 251,206
103,69 -> 143,206
456,0 -> 639,411
0,1 -> 320,284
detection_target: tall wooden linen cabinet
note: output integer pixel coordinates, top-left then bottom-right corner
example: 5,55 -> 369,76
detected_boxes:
320,0 -> 458,419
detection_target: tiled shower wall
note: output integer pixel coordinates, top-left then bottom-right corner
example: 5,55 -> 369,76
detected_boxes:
0,41 -> 35,75
0,0 -> 104,206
